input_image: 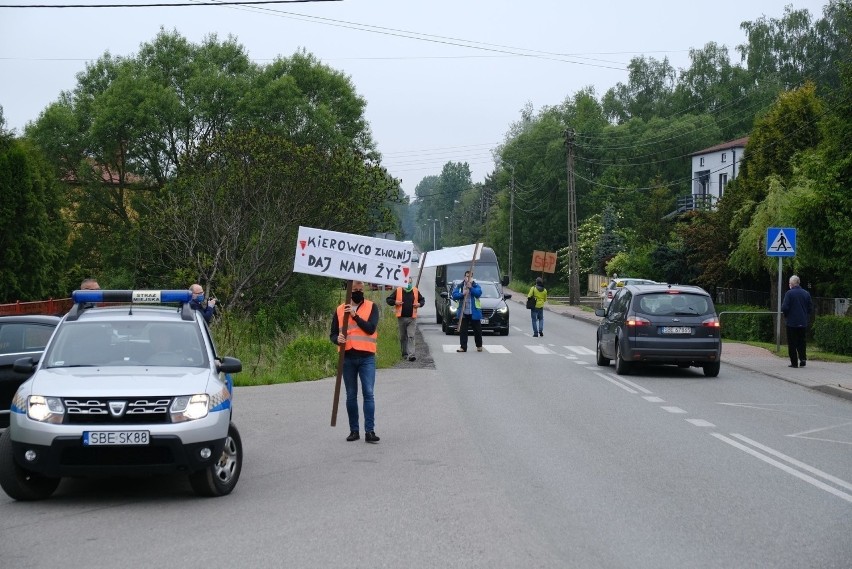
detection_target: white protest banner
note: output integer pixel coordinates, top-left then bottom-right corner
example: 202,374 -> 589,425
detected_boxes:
294,226 -> 414,287
419,243 -> 482,268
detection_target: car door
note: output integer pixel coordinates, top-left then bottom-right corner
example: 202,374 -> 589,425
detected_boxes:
0,321 -> 57,427
600,289 -> 630,357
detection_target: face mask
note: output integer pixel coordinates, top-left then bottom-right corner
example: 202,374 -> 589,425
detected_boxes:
405,283 -> 413,292
195,293 -> 205,303
351,291 -> 364,304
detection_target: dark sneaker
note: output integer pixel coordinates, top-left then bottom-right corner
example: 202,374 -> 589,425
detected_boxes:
539,332 -> 543,337
800,361 -> 806,367
402,354 -> 409,360
346,431 -> 360,442
788,364 -> 798,368
457,348 -> 466,352
477,347 -> 483,352
533,333 -> 538,337
408,355 -> 416,362
365,431 -> 380,443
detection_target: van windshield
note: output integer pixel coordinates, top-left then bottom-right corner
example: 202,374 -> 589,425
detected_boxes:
447,263 -> 501,283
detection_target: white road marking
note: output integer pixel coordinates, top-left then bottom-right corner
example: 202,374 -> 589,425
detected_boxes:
526,345 -> 554,355
787,421 -> 852,445
617,377 -> 653,394
661,406 -> 688,414
593,372 -> 637,393
564,346 -> 595,355
712,433 -> 852,504
731,434 -> 852,492
483,345 -> 511,354
686,419 -> 716,427
643,396 -> 665,403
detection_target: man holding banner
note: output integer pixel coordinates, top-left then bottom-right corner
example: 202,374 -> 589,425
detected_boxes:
329,281 -> 381,443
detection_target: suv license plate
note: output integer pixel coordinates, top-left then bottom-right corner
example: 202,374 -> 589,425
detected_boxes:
661,326 -> 691,335
83,431 -> 150,446
480,318 -> 489,325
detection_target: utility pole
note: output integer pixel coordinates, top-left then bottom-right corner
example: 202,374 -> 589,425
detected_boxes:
508,163 -> 515,283
564,128 -> 580,305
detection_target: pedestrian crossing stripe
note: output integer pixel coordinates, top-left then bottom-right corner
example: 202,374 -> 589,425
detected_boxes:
441,345 -> 594,356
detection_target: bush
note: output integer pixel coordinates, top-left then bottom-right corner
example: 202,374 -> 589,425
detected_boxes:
716,304 -> 775,342
813,316 -> 852,356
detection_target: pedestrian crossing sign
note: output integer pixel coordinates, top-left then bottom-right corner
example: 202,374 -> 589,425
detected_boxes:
766,227 -> 796,257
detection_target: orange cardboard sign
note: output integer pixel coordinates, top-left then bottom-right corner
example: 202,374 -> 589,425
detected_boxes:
531,250 -> 557,273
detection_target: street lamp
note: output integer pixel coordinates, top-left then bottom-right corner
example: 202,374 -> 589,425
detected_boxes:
427,218 -> 438,251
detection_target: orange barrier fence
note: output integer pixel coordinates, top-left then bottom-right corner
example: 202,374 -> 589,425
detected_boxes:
0,298 -> 73,317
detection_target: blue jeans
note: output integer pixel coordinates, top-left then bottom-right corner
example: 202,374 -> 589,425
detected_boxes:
342,353 -> 376,432
530,307 -> 544,335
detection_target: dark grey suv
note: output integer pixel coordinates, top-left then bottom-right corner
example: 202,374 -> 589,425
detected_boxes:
594,284 -> 722,377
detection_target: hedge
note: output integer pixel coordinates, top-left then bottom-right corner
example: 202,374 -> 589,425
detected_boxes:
716,304 -> 775,342
813,316 -> 852,356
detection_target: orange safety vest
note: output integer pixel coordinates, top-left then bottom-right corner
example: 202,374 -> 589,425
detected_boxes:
394,286 -> 419,318
336,300 -> 378,353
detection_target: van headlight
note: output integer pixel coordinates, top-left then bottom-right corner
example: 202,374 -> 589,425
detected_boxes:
28,395 -> 65,424
170,394 -> 210,422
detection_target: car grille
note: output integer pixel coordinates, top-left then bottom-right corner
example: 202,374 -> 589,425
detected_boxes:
481,309 -> 496,318
63,397 -> 173,425
60,445 -> 175,467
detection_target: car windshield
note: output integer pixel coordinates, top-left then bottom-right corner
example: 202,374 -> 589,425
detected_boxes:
44,321 -> 208,368
635,293 -> 712,316
447,264 -> 501,284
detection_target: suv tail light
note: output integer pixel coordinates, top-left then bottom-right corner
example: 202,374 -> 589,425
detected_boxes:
626,316 -> 651,327
702,317 -> 720,328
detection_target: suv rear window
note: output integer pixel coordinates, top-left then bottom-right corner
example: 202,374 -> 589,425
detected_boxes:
635,293 -> 713,316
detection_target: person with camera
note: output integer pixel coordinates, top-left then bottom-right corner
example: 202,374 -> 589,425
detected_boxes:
189,283 -> 216,324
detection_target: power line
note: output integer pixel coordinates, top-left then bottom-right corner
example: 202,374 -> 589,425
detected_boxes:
0,1 -> 337,7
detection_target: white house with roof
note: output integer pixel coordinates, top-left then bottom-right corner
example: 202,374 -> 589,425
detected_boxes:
689,136 -> 748,207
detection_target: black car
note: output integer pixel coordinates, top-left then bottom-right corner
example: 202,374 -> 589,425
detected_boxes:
594,284 -> 722,377
439,280 -> 511,336
0,315 -> 60,428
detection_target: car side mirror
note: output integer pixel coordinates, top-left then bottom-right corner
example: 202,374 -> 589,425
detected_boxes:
504,293 -> 512,300
13,356 -> 37,374
217,356 -> 242,374
594,308 -> 606,317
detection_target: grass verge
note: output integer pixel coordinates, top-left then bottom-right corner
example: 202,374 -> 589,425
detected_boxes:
723,339 -> 852,364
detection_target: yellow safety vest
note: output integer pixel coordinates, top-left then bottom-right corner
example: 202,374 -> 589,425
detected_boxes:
394,286 -> 419,318
336,300 -> 378,352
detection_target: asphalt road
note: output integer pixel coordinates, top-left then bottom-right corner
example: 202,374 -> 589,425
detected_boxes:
1,267 -> 850,569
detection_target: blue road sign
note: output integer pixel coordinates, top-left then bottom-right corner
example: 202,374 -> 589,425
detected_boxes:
766,227 -> 796,257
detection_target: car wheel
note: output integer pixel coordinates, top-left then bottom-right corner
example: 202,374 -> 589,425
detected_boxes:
189,422 -> 243,497
596,339 -> 610,367
614,340 -> 631,375
0,430 -> 60,501
703,362 -> 721,377
436,310 -> 443,325
500,328 -> 509,336
444,321 -> 455,335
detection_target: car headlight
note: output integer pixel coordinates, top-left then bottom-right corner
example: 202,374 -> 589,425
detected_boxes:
449,303 -> 457,314
497,305 -> 509,314
28,395 -> 65,424
170,394 -> 210,422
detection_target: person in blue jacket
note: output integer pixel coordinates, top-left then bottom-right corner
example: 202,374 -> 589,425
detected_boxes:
452,271 -> 483,353
781,274 -> 812,368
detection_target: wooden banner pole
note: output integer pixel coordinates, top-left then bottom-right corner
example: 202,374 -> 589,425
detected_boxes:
331,280 -> 353,427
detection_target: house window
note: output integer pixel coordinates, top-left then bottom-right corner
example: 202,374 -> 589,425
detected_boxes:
699,157 -> 705,167
719,173 -> 728,195
721,152 -> 727,163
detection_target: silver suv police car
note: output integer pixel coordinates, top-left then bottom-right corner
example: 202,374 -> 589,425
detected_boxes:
0,290 -> 243,500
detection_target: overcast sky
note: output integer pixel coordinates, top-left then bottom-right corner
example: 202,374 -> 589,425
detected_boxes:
0,0 -> 829,196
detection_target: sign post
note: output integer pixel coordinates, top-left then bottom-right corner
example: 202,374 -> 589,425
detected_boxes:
766,227 -> 797,353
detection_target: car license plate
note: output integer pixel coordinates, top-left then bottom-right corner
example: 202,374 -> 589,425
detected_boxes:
83,431 -> 150,446
661,326 -> 691,334
480,318 -> 489,325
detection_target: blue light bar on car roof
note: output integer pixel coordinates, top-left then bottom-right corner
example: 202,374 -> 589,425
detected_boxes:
72,290 -> 193,304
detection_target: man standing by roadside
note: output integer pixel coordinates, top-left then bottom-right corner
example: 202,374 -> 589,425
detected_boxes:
781,274 -> 812,368
330,280 -> 380,443
386,282 -> 425,362
189,283 -> 216,325
452,271 -> 483,353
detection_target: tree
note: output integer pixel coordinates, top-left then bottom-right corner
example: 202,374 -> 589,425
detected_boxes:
0,135 -> 69,301
141,130 -> 400,312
